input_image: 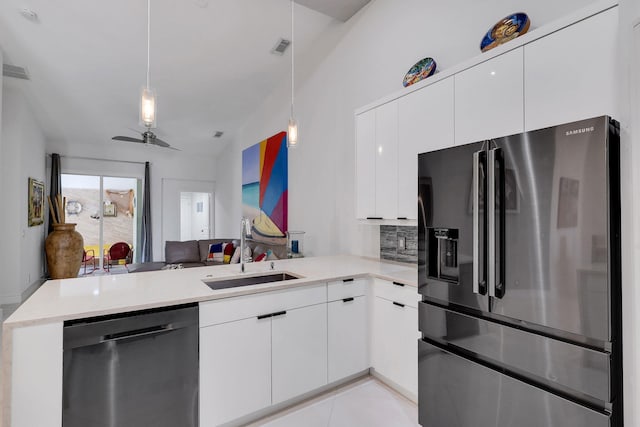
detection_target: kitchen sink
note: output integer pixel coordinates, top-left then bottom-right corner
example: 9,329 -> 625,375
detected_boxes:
203,272 -> 300,290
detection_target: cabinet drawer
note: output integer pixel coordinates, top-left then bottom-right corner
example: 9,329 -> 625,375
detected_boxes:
373,278 -> 419,308
200,283 -> 326,327
327,278 -> 367,301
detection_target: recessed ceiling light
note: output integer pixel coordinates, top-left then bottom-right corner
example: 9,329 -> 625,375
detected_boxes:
19,8 -> 38,21
213,131 -> 224,138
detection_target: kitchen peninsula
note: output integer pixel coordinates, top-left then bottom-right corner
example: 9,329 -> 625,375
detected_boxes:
2,255 -> 418,427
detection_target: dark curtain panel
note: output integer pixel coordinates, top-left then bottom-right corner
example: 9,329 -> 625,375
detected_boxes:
48,153 -> 62,234
140,161 -> 152,262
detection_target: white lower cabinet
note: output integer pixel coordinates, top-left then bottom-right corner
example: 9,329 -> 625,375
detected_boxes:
199,285 -> 328,426
200,278 -> 419,425
200,316 -> 271,426
328,296 -> 368,382
371,291 -> 419,398
272,304 -> 328,403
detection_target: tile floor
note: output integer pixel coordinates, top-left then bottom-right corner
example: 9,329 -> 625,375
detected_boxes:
247,378 -> 419,427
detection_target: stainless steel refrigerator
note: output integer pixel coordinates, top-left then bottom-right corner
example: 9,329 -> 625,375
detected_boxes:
417,116 -> 622,427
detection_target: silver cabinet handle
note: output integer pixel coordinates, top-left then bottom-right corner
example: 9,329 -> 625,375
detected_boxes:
488,148 -> 497,298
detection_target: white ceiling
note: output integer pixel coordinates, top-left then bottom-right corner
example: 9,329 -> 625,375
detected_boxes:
296,0 -> 371,22
0,0 -> 355,155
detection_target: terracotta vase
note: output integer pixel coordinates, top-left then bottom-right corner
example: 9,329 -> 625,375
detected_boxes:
45,223 -> 84,279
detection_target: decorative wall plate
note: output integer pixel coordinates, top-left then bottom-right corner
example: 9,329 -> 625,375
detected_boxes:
480,13 -> 530,52
403,57 -> 436,88
65,200 -> 82,215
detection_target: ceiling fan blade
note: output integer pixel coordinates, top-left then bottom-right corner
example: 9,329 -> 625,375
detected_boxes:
112,136 -> 144,143
150,137 -> 172,148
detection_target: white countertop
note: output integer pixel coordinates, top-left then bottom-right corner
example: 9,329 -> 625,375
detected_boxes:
4,255 -> 417,328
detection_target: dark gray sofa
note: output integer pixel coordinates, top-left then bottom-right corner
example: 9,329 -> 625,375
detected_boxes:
127,238 -> 288,273
165,238 -> 235,268
165,238 -> 288,266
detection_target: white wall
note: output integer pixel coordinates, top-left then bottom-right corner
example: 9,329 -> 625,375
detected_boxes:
215,0 -> 602,258
618,1 -> 640,426
46,141 -> 217,262
0,80 -> 47,304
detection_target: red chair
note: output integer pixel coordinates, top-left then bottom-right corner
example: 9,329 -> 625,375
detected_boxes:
103,242 -> 133,271
82,249 -> 97,275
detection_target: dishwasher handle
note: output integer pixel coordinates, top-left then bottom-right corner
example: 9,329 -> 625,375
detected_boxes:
101,324 -> 174,343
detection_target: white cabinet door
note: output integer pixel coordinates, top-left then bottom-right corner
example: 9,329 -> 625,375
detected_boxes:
355,109 -> 376,219
455,48 -> 524,145
371,296 -> 418,398
11,323 -> 63,427
328,296 -> 368,383
200,317 -> 272,426
375,101 -> 399,219
524,7 -> 618,131
398,77 -> 455,219
272,304 -> 328,404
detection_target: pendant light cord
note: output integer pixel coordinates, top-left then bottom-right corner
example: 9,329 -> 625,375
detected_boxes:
146,0 -> 151,89
291,0 -> 295,117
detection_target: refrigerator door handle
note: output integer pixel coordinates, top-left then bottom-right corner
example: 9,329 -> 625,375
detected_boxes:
495,148 -> 506,299
488,148 -> 496,298
472,151 -> 486,295
488,147 -> 506,299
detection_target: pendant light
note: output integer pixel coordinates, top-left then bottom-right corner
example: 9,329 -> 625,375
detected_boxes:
140,0 -> 157,128
287,0 -> 298,147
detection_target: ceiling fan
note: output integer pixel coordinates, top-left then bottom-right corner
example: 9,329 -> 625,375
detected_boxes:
112,129 -> 178,150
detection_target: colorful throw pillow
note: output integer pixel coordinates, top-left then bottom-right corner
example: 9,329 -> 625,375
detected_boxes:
223,242 -> 235,264
230,247 -> 241,264
243,246 -> 252,262
207,243 -> 224,262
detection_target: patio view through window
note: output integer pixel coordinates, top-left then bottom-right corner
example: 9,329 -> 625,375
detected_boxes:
61,174 -> 141,271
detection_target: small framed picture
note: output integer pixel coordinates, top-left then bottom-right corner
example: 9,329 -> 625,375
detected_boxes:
103,203 -> 117,217
28,178 -> 45,227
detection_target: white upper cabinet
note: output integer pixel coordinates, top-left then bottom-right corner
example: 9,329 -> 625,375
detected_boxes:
355,109 -> 376,219
455,48 -> 524,145
398,77 -> 454,219
356,3 -> 617,221
524,7 -> 618,131
375,101 -> 399,219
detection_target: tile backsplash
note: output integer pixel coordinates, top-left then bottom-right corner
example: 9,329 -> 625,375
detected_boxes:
380,225 -> 417,264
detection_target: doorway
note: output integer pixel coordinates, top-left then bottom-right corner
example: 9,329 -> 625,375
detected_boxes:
161,179 -> 215,258
62,174 -> 141,270
180,192 -> 212,241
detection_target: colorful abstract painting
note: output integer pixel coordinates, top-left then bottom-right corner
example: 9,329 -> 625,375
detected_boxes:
242,131 -> 288,243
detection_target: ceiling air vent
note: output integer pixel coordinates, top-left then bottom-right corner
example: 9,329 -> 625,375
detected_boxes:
213,131 -> 224,138
271,38 -> 291,55
3,64 -> 30,80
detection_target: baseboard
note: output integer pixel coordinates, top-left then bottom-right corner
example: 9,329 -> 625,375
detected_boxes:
221,370 -> 370,427
21,278 -> 45,302
0,294 -> 22,305
370,369 -> 418,403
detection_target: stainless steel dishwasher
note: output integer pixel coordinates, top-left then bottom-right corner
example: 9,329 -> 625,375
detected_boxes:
62,304 -> 199,427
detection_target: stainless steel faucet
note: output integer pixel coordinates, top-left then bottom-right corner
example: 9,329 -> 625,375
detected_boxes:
240,217 -> 251,273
